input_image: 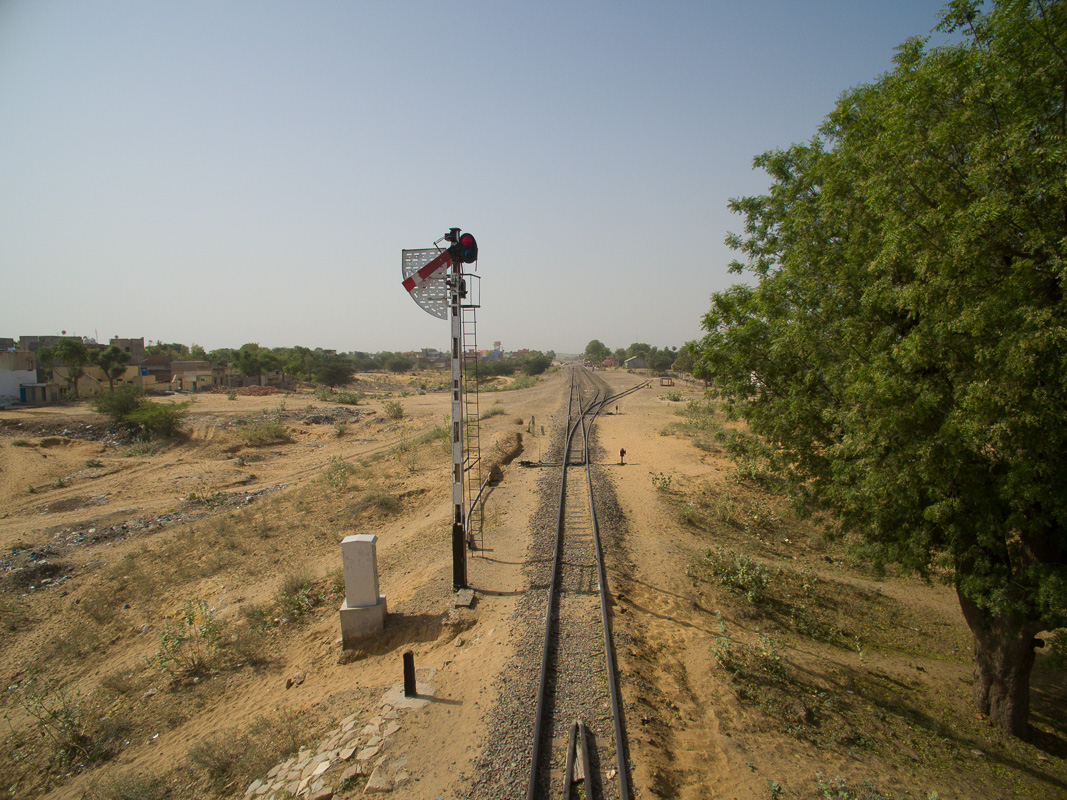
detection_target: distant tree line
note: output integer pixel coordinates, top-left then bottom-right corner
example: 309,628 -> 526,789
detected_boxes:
583,340 -> 690,374
37,338 -> 559,393
464,350 -> 555,382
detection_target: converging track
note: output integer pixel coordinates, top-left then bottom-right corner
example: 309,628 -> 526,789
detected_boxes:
527,367 -> 648,800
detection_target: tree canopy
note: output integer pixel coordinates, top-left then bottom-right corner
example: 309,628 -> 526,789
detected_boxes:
693,0 -> 1067,738
52,337 -> 90,398
93,344 -> 132,391
584,339 -> 611,362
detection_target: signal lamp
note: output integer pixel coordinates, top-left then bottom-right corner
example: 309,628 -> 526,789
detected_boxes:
450,231 -> 478,264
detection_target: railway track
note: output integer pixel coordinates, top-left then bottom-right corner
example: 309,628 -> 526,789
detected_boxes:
527,367 -> 647,800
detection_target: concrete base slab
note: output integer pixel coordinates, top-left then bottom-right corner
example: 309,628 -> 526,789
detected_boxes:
379,681 -> 435,709
339,597 -> 387,647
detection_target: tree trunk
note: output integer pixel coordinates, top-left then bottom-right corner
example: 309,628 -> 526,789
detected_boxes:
956,587 -> 1042,739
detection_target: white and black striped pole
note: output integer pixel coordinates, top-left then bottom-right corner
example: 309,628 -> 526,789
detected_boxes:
448,242 -> 467,589
401,229 -> 477,590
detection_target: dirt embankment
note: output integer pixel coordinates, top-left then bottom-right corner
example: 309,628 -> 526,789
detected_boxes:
0,370 -> 1064,800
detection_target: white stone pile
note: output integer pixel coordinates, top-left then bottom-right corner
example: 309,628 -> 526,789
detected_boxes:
243,674 -> 433,799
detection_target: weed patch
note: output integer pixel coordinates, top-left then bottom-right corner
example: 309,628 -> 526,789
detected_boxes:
187,708 -> 317,792
481,404 -> 506,419
12,678 -> 130,770
351,489 -> 401,516
236,419 -> 291,445
155,600 -> 223,680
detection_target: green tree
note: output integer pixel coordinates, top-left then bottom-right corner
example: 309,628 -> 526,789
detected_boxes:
385,356 -> 413,373
694,0 -> 1067,738
315,353 -> 354,387
521,351 -> 553,376
625,342 -> 652,360
234,343 -> 277,377
283,346 -> 315,381
649,348 -> 675,373
584,339 -> 610,363
672,344 -> 695,374
53,337 -> 90,398
94,344 -> 132,392
206,348 -> 234,368
35,344 -> 57,382
146,342 -> 189,360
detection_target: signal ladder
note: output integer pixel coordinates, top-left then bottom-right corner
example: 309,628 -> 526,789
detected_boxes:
461,304 -> 484,549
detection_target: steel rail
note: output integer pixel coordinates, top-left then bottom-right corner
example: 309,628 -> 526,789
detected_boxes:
527,367 -> 635,800
580,374 -> 632,800
527,369 -> 587,800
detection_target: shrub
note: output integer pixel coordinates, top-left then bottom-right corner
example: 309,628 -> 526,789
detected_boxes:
89,385 -> 144,424
352,489 -> 401,516
125,400 -> 191,437
15,678 -> 129,767
334,390 -> 364,405
383,399 -> 404,419
480,405 -> 506,420
703,546 -> 773,603
89,387 -> 190,438
156,600 -> 223,679
237,420 -> 291,445
274,573 -> 316,623
325,457 -> 352,491
188,710 -> 308,791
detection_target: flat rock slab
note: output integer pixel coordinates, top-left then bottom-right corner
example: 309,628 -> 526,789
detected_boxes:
364,765 -> 393,793
379,682 -> 434,709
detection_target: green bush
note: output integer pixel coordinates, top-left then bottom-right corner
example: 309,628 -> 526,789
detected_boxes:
89,385 -> 144,424
156,600 -> 223,679
703,546 -> 773,603
88,387 -> 190,438
125,400 -> 191,437
383,399 -> 404,419
274,572 -> 317,623
334,390 -> 364,405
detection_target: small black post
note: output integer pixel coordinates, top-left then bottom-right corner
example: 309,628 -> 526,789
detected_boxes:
403,649 -> 416,697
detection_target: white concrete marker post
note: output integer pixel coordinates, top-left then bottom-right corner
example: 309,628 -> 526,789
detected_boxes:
338,534 -> 387,647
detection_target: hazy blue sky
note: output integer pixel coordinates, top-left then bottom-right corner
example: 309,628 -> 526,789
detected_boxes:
1,1 -> 956,355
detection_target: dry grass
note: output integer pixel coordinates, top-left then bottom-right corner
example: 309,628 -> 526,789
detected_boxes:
655,399 -> 1067,799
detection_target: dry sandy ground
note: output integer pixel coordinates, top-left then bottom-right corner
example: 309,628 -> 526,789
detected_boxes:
1,369 -> 1065,800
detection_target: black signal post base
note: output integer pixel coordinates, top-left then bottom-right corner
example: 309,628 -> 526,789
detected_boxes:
452,522 -> 468,590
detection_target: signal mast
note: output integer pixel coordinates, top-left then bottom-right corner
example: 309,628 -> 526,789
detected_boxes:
401,229 -> 481,589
